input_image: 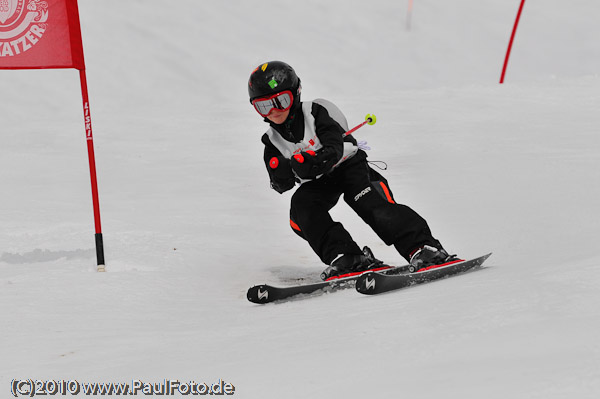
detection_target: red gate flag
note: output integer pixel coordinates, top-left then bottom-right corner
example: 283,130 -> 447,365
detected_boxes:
1,0 -> 105,271
0,0 -> 84,69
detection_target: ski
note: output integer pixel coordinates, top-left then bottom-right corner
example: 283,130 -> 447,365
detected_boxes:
355,253 -> 492,295
247,264 -> 410,304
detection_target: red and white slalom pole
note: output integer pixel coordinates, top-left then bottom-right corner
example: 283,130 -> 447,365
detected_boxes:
79,70 -> 105,272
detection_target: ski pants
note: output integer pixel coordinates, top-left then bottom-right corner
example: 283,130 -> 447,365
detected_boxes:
289,158 -> 441,265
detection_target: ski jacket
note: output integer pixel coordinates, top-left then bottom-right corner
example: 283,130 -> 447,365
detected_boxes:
261,99 -> 361,193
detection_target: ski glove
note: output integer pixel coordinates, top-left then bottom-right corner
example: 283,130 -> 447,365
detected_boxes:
290,148 -> 338,180
267,156 -> 295,194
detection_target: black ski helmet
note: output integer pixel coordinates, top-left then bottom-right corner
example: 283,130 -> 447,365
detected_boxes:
248,61 -> 301,104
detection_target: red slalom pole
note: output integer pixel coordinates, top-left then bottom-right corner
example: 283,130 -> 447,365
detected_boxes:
343,114 -> 377,137
79,69 -> 106,272
406,0 -> 414,31
500,0 -> 526,84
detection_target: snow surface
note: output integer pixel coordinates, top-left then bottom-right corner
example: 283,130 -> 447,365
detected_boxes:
2,0 -> 600,398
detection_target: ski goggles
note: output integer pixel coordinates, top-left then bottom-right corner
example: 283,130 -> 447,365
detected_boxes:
252,91 -> 293,117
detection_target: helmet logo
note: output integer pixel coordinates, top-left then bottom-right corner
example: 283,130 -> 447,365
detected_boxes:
261,62 -> 268,72
268,78 -> 278,89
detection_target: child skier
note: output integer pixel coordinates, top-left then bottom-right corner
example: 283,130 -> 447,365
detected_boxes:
248,61 -> 456,280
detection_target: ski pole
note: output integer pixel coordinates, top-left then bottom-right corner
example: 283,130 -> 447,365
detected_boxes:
294,114 -> 377,163
272,114 -> 377,166
343,114 -> 377,137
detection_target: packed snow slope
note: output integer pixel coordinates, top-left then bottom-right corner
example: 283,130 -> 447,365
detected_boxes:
1,1 -> 599,398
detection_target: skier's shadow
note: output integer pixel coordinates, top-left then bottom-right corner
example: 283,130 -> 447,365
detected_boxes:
268,265 -> 322,285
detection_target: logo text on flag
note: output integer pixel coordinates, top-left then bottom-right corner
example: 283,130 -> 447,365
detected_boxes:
0,0 -> 48,57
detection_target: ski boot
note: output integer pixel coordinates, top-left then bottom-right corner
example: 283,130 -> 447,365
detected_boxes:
320,246 -> 384,281
408,245 -> 459,273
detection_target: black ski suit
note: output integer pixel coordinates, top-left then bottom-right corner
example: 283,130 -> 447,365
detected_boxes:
261,100 -> 441,265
